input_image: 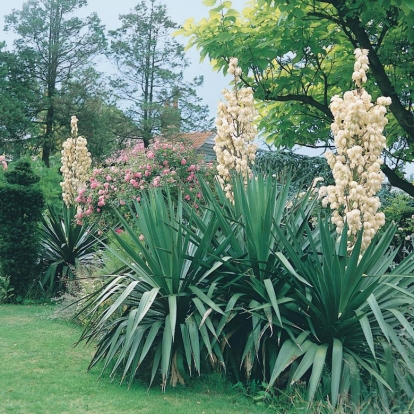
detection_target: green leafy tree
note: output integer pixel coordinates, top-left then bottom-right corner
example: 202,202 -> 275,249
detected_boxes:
55,67 -> 140,161
4,0 -> 106,167
108,0 -> 213,146
178,0 -> 414,196
0,44 -> 39,157
0,159 -> 44,299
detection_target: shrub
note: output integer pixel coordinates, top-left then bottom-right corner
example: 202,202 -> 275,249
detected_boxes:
75,139 -> 216,230
32,156 -> 64,213
0,158 -> 44,298
0,275 -> 14,303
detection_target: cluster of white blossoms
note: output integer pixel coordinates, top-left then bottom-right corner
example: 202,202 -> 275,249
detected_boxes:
319,49 -> 391,252
214,57 -> 258,201
60,116 -> 92,207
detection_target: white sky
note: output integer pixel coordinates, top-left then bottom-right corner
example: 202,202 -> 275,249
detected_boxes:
0,0 -> 247,119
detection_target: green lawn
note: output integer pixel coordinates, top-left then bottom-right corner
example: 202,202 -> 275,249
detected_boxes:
0,305 -> 269,414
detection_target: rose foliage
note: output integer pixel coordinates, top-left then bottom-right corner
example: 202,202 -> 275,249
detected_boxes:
75,139 -> 216,229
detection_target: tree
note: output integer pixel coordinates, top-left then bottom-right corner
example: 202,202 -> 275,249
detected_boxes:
108,0 -> 213,147
0,43 -> 39,157
178,0 -> 414,196
4,0 -> 106,167
55,67 -> 141,161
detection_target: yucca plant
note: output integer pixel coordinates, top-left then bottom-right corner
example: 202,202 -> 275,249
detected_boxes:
251,218 -> 414,409
195,174 -> 317,382
77,188 -> 235,389
39,203 -> 103,294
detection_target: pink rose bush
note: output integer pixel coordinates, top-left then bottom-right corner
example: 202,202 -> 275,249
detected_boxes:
75,140 -> 216,229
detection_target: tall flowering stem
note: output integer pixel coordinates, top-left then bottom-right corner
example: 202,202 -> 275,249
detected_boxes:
319,49 -> 391,252
214,57 -> 258,201
60,116 -> 92,207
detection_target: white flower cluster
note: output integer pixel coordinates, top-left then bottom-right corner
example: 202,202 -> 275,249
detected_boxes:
60,116 -> 92,207
214,58 -> 258,201
319,49 -> 391,252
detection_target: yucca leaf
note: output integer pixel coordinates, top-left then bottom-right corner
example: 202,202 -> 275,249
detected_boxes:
357,311 -> 376,358
186,316 -> 201,374
348,350 -> 392,390
382,341 -> 396,391
189,285 -> 224,315
387,328 -> 414,376
388,308 -> 414,341
344,353 -> 361,404
138,320 -> 163,365
161,315 -> 173,389
122,325 -> 148,384
291,341 -> 317,384
192,297 -> 218,340
268,332 -> 308,387
308,343 -> 328,402
180,324 -> 192,374
367,294 -> 390,342
263,278 -> 282,326
168,295 -> 177,342
331,338 -> 343,407
150,342 -> 162,388
274,252 -> 312,286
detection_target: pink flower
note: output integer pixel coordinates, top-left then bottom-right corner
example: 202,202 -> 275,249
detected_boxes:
115,228 -> 123,234
181,159 -> 187,165
139,234 -> 145,241
147,151 -> 155,159
188,164 -> 196,171
119,200 -> 125,205
0,155 -> 7,170
184,194 -> 191,201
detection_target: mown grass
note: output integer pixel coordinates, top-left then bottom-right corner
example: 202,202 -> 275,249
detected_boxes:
0,305 -> 269,414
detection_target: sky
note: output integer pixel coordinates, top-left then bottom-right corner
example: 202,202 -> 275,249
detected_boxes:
0,0 -> 247,120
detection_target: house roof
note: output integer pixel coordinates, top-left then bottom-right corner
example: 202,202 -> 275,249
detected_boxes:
181,131 -> 216,149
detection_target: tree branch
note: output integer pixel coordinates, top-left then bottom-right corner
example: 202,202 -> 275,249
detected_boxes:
382,164 -> 414,197
266,93 -> 333,119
